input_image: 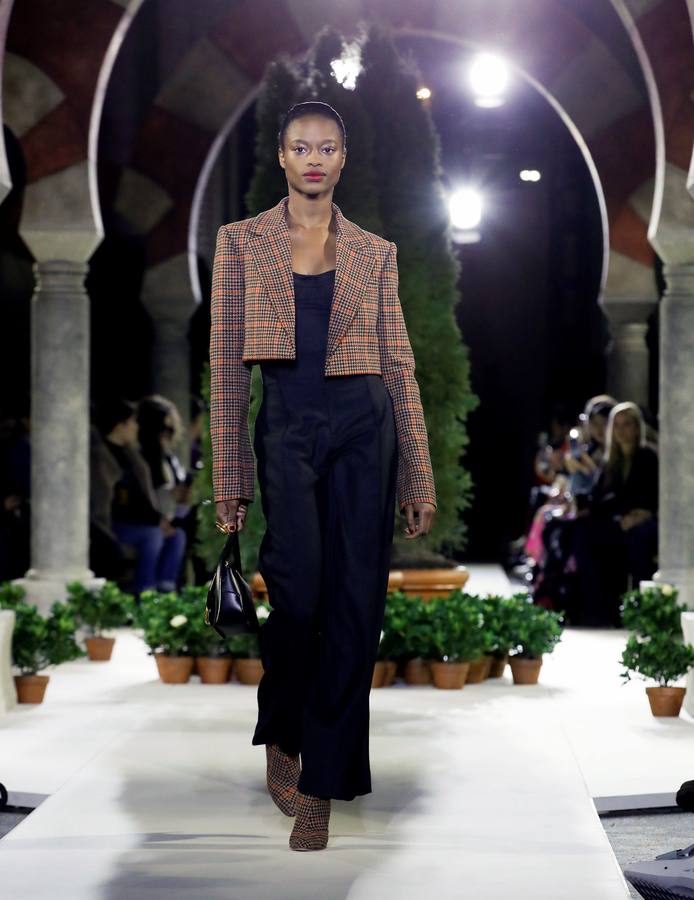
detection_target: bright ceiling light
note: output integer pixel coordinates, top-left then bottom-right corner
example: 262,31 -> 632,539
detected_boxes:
416,86 -> 432,100
520,169 -> 542,182
449,188 -> 483,230
469,53 -> 508,102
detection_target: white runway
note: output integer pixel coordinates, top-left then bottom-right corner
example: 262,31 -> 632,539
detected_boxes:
1,565 -> 692,899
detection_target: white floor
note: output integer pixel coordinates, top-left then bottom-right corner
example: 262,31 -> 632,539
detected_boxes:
1,566 -> 692,899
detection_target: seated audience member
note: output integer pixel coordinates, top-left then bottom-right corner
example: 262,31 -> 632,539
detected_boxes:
94,397 -> 186,594
571,401 -> 658,627
564,397 -> 615,509
526,397 -> 613,617
136,395 -> 191,526
89,418 -> 128,581
0,403 -> 31,580
528,403 -> 573,521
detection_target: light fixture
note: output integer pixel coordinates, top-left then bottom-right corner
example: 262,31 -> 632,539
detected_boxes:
449,188 -> 483,231
519,169 -> 542,182
469,53 -> 508,107
416,86 -> 432,100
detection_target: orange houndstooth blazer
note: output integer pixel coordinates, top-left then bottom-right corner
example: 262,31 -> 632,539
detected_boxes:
209,195 -> 436,514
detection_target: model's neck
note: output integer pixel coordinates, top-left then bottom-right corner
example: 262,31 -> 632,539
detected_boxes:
285,191 -> 334,231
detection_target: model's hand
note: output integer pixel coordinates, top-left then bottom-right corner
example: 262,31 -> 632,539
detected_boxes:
215,499 -> 248,533
402,502 -> 436,538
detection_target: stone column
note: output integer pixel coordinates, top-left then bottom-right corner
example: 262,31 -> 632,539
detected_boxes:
601,297 -> 657,409
655,263 -> 694,714
141,255 -> 198,469
654,263 -> 694,602
149,318 -> 192,468
13,261 -> 104,613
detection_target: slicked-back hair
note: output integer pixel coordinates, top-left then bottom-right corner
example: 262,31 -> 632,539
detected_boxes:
278,101 -> 347,152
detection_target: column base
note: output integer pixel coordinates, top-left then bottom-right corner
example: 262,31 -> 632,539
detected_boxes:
13,572 -> 106,616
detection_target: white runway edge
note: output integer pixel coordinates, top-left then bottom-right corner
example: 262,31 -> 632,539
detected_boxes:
0,565 -> 692,899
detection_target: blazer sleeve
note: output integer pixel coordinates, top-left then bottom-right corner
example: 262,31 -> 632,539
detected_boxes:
378,240 -> 436,512
209,225 -> 255,504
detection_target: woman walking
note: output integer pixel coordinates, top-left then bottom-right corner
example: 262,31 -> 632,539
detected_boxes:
210,101 -> 436,850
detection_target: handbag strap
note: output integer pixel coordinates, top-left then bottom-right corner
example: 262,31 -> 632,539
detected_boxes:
224,529 -> 243,574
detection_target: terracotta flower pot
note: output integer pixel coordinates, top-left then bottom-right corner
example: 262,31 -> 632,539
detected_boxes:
371,660 -> 386,688
403,657 -> 432,685
14,674 -> 50,704
488,654 -> 509,678
383,660 -> 398,686
430,660 -> 470,689
154,653 -> 194,684
85,636 -> 115,661
466,655 -> 493,683
509,656 -> 543,685
196,657 -> 233,684
646,686 -> 686,717
235,657 -> 264,685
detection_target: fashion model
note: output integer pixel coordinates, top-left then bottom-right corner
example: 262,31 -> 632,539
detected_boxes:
209,100 -> 436,851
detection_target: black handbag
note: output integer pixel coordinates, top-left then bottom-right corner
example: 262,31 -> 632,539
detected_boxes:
205,530 -> 259,638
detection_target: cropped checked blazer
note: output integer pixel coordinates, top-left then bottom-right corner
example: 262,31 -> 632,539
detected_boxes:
209,195 -> 436,514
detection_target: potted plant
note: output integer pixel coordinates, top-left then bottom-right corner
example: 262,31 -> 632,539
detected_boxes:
480,594 -> 521,678
227,604 -> 269,684
8,599 -> 85,703
506,597 -> 564,684
375,591 -> 412,687
620,633 -> 694,716
65,580 -> 134,661
134,590 -> 198,683
452,592 -> 496,683
396,593 -> 436,685
427,593 -> 486,689
618,582 -> 694,716
182,586 -> 234,684
620,582 -> 682,636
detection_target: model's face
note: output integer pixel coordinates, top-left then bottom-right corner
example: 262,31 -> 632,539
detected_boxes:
612,412 -> 639,449
278,115 -> 346,196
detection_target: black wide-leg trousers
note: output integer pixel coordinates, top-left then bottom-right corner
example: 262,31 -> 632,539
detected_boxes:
250,367 -> 398,801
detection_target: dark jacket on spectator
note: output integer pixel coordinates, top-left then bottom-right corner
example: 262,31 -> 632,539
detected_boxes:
587,445 -> 658,520
90,427 -> 162,530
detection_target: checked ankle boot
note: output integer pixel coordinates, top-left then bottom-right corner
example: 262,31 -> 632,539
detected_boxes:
266,743 -> 301,817
289,790 -> 331,851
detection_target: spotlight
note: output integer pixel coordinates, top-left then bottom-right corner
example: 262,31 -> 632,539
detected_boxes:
416,86 -> 432,100
449,188 -> 483,231
519,169 -> 542,182
469,53 -> 508,105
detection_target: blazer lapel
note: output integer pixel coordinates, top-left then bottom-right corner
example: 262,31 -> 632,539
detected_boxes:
248,196 -> 375,361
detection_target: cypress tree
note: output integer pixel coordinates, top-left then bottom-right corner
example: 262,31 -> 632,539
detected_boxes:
358,23 -> 478,558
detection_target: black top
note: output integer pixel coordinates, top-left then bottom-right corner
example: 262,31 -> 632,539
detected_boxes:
260,269 -> 336,380
588,445 -> 658,519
